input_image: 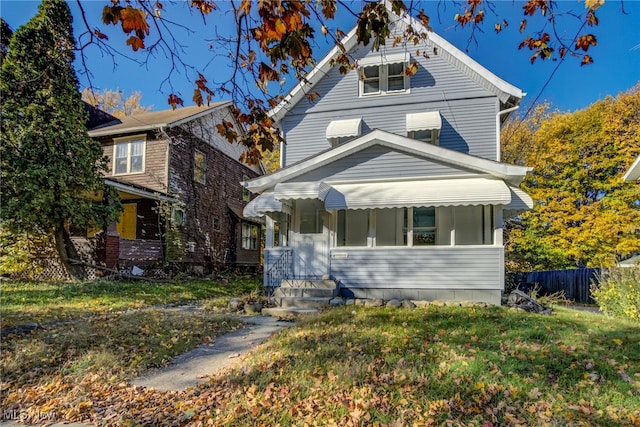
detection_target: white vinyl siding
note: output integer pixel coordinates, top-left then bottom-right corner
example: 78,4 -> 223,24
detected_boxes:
329,246 -> 504,290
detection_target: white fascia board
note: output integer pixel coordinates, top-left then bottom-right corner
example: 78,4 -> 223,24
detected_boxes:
244,129 -> 531,193
390,3 -> 523,104
269,3 -> 524,125
623,156 -> 640,181
269,27 -> 359,123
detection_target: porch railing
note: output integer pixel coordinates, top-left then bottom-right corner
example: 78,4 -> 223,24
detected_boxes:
265,249 -> 293,296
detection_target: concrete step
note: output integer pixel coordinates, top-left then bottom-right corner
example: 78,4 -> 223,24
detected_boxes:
262,307 -> 320,318
279,279 -> 337,289
273,287 -> 337,298
275,296 -> 331,309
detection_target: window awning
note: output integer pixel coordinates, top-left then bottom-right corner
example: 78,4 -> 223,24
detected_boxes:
326,118 -> 362,140
504,186 -> 533,213
274,181 -> 332,200
406,112 -> 442,132
324,178 -> 512,210
358,53 -> 408,67
243,192 -> 282,218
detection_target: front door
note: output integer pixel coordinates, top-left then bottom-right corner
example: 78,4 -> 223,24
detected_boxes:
294,199 -> 329,278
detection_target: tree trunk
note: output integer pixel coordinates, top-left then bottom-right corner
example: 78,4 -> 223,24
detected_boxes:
54,225 -> 86,280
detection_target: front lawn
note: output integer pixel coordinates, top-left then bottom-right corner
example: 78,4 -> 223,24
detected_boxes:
0,275 -> 261,329
1,283 -> 638,426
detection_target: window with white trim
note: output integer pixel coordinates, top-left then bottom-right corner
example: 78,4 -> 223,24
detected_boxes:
359,62 -> 409,96
242,222 -> 259,250
114,139 -> 145,175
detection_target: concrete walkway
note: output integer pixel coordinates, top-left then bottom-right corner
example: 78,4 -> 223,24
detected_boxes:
130,315 -> 294,391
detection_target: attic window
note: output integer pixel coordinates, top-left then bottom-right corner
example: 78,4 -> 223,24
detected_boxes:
326,118 -> 362,147
406,112 -> 442,145
358,53 -> 410,96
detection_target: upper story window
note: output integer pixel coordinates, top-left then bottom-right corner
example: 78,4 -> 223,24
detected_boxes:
358,54 -> 410,96
406,112 -> 442,145
326,118 -> 362,147
194,150 -> 207,184
114,137 -> 145,175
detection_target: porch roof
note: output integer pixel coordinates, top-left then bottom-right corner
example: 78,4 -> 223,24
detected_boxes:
243,177 -> 529,218
243,192 -> 283,217
324,178 -> 512,210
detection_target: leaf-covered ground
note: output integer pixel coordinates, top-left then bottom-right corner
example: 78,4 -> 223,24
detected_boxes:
2,298 -> 639,426
0,276 -> 261,329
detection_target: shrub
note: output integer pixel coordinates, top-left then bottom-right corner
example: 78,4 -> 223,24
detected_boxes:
591,267 -> 640,320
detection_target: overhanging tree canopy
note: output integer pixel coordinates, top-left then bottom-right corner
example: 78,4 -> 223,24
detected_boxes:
69,0 -> 607,164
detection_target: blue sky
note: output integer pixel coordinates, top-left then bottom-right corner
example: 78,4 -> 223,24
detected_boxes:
1,0 -> 639,115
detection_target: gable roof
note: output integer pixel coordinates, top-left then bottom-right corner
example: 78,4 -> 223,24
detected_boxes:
88,101 -> 232,137
269,0 -> 524,123
244,129 -> 531,192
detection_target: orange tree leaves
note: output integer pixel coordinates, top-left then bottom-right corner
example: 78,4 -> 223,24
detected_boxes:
102,4 -> 149,51
87,0 -> 605,164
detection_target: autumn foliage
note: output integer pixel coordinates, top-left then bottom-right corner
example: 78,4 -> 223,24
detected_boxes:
76,0 -> 604,163
502,85 -> 640,271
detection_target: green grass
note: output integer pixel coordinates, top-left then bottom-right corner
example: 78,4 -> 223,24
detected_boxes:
2,282 -> 639,426
0,275 -> 261,329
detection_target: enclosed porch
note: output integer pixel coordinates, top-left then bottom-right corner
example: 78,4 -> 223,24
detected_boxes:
244,171 -> 533,305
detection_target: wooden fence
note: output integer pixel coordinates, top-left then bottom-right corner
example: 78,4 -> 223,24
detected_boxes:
508,268 -> 601,304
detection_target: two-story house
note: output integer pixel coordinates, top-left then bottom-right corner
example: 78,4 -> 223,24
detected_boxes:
243,3 -> 532,304
86,101 -> 263,275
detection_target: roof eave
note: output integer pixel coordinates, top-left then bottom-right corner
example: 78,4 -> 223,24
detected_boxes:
244,129 -> 531,192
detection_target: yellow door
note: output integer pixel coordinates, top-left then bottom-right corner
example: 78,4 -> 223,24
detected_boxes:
117,204 -> 137,239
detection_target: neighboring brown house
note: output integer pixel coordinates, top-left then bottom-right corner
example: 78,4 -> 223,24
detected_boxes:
84,101 -> 263,274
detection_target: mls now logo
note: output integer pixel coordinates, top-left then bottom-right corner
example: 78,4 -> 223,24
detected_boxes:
2,409 -> 57,422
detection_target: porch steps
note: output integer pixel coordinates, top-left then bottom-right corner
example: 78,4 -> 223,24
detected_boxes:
268,279 -> 339,312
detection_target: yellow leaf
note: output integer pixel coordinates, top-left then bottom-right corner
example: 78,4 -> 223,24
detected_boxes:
613,338 -> 623,346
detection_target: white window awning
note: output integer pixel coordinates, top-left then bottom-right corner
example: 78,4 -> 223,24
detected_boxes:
358,53 -> 408,67
406,112 -> 442,132
243,192 -> 282,218
274,181 -> 332,201
504,186 -> 533,214
326,118 -> 362,140
324,178 -> 512,210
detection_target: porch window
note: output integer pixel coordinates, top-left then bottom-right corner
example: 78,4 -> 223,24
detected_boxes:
114,139 -> 145,175
408,207 -> 436,246
194,150 -> 206,184
373,207 -> 436,246
299,200 -> 324,234
337,210 -> 368,247
242,223 -> 259,250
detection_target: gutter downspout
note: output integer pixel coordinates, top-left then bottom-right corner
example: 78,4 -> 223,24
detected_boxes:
496,105 -> 519,162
